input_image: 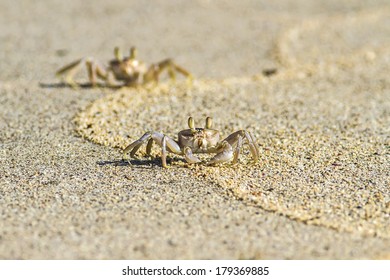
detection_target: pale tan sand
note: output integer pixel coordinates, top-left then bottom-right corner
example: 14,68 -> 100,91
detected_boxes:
1,0 -> 389,259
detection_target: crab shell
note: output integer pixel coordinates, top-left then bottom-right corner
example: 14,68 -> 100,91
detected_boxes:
178,128 -> 220,153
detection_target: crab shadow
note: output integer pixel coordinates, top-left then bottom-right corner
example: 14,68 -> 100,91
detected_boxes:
97,159 -> 157,167
96,154 -> 189,167
97,157 -> 185,168
39,81 -> 121,89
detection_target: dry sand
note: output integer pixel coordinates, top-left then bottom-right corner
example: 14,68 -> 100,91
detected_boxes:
1,0 -> 389,259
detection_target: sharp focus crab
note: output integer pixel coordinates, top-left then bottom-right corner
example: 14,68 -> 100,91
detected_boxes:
56,46 -> 192,87
123,117 -> 259,167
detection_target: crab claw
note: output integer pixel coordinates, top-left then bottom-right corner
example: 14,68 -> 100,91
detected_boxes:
183,147 -> 201,164
207,142 -> 233,165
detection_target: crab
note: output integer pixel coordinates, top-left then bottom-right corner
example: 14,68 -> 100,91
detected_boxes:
56,46 -> 192,87
123,117 -> 259,167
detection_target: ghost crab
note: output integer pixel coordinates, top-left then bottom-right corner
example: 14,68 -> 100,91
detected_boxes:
123,117 -> 259,167
56,46 -> 192,87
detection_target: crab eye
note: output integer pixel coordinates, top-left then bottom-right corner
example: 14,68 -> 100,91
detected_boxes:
188,117 -> 196,132
114,46 -> 123,60
130,47 -> 137,59
205,117 -> 212,129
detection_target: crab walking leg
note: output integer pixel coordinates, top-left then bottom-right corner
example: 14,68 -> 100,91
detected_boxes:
123,131 -> 182,161
207,142 -> 234,165
172,63 -> 192,80
123,132 -> 151,159
164,137 -> 182,153
161,136 -> 168,167
56,57 -> 108,86
232,135 -> 243,164
93,61 -> 109,83
223,130 -> 259,161
56,58 -> 83,86
143,65 -> 159,84
129,142 -> 144,158
105,70 -> 116,87
245,131 -> 260,161
167,66 -> 176,82
183,147 -> 201,164
56,59 -> 82,77
85,59 -> 109,86
146,59 -> 193,83
157,59 -> 192,79
161,135 -> 185,167
86,60 -> 97,86
222,130 -> 244,146
146,138 -> 154,157
155,59 -> 176,81
143,133 -> 182,155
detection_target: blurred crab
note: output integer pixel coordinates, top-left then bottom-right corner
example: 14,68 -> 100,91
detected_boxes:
56,46 -> 192,87
123,117 -> 259,167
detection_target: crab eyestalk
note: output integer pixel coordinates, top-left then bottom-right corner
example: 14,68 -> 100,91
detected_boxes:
205,117 -> 212,129
188,117 -> 196,133
130,47 -> 137,59
114,47 -> 123,60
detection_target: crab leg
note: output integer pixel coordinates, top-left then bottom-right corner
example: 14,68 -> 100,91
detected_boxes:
56,58 -> 83,87
172,63 -> 192,78
144,59 -> 192,84
222,130 -> 259,162
85,59 -> 108,86
123,132 -> 150,159
146,138 -> 154,156
56,57 -> 107,87
123,132 -> 181,166
245,131 -> 260,161
142,133 -> 182,154
232,135 -> 243,164
161,136 -> 168,167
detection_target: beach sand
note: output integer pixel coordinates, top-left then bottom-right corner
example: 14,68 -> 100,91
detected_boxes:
0,0 -> 389,259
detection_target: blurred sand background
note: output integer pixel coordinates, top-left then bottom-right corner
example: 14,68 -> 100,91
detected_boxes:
0,0 -> 389,259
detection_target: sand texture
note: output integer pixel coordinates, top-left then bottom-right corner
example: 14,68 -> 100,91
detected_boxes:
1,0 -> 390,259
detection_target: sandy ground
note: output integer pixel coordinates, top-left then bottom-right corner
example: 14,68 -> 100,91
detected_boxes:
1,0 -> 389,259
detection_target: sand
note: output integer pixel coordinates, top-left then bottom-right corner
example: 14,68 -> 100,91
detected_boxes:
0,0 -> 389,259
